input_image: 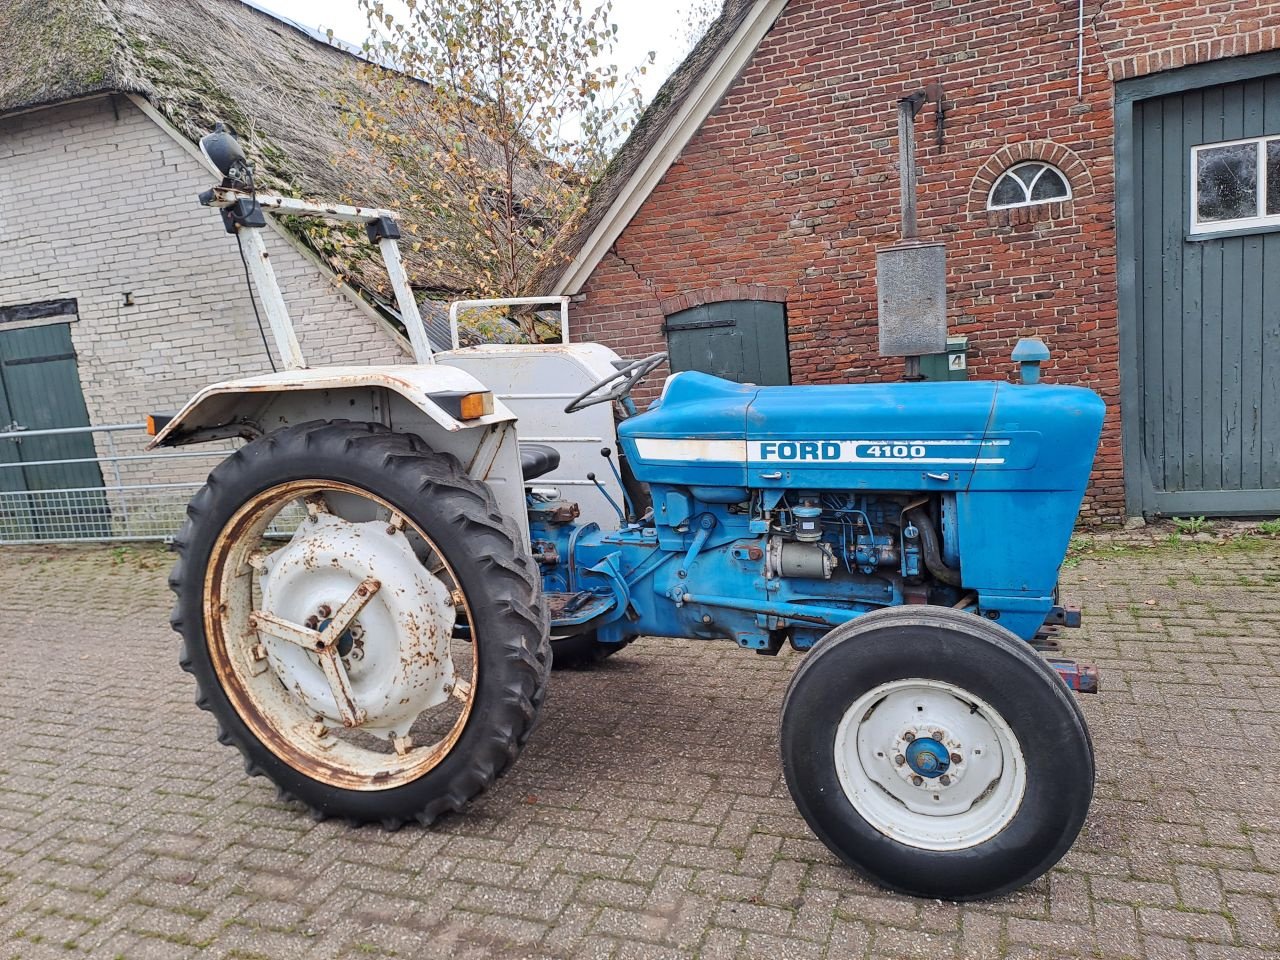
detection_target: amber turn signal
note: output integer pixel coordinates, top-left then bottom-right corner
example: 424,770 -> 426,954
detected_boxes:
458,391 -> 494,420
145,413 -> 174,436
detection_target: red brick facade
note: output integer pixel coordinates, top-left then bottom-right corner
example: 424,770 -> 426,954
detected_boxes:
570,1 -> 1280,521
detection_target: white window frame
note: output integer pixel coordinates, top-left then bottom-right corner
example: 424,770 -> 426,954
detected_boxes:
1189,134 -> 1280,235
986,161 -> 1073,211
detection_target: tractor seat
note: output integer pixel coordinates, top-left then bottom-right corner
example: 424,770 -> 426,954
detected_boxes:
519,443 -> 561,481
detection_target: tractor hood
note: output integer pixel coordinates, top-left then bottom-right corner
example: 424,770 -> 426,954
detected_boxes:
619,371 -> 1105,496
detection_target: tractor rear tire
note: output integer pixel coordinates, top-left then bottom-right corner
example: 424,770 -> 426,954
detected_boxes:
550,631 -> 633,669
779,605 -> 1093,900
169,420 -> 550,827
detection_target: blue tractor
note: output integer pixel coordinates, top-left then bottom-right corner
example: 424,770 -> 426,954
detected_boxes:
157,141 -> 1105,900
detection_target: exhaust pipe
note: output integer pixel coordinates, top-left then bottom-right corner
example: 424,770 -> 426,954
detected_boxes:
906,506 -> 961,587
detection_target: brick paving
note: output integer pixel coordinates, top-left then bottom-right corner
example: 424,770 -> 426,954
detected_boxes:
2,536 -> 1280,959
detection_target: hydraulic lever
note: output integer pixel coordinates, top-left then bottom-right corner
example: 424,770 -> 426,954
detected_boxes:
586,472 -> 625,524
600,447 -> 636,522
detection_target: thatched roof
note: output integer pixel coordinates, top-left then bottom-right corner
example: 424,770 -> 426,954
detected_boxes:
0,0 -> 125,112
534,0 -> 776,295
0,0 -> 507,296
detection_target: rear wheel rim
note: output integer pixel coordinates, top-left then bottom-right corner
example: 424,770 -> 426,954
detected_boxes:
833,678 -> 1026,851
203,479 -> 478,791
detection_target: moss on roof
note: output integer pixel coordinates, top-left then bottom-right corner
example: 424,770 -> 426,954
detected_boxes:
0,0 -> 138,112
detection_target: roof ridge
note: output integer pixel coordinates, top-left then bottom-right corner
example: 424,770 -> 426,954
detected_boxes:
236,0 -> 371,60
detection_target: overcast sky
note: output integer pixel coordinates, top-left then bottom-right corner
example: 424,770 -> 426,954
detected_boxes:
255,0 -> 715,106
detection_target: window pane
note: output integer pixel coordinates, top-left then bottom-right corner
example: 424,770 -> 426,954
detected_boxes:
1196,142 -> 1258,222
990,174 -> 1026,207
1030,168 -> 1070,201
1267,140 -> 1280,216
1012,164 -> 1041,188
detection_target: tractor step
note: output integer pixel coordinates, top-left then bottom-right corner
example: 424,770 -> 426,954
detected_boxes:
1045,657 -> 1099,694
546,590 -> 616,628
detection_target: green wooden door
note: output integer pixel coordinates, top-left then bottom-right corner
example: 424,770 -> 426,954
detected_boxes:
663,300 -> 790,385
1126,71 -> 1280,516
0,322 -> 107,538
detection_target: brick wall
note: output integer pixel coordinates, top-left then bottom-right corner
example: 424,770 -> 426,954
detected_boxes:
0,96 -> 409,485
571,0 -> 1280,521
1097,1 -> 1280,80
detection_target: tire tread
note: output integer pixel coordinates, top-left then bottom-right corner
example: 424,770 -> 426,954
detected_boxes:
169,419 -> 550,826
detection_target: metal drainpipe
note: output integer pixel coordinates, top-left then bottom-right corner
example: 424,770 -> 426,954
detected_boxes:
1078,0 -> 1085,98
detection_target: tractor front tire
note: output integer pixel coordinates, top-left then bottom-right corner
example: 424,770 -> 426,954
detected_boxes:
169,420 -> 550,827
780,606 -> 1093,900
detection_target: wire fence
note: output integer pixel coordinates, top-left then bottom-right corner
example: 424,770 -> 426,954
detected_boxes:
0,423 -> 237,545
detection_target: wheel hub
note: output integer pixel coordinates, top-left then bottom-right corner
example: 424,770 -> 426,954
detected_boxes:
891,725 -> 966,792
904,736 -> 950,778
314,615 -> 363,660
256,512 -> 456,738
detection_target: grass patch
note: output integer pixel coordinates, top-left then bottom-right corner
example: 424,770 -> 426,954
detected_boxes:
1065,530 -> 1280,566
1172,515 -> 1213,535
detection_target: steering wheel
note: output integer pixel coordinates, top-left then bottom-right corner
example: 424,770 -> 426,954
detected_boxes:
564,352 -> 668,413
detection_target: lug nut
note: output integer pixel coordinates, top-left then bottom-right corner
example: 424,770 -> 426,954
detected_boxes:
894,754 -> 906,766
951,752 -> 962,764
932,730 -> 945,740
903,731 -> 916,742
939,774 -> 951,786
911,775 -> 923,786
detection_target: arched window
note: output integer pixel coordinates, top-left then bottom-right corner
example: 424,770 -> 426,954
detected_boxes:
987,161 -> 1072,210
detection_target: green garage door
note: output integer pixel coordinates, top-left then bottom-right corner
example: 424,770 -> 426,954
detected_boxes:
0,318 -> 107,538
663,300 -> 790,385
1122,65 -> 1280,516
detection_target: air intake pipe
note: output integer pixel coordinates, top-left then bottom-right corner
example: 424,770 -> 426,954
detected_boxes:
905,506 -> 961,587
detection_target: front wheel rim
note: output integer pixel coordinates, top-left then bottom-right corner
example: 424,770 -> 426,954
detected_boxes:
833,678 -> 1026,851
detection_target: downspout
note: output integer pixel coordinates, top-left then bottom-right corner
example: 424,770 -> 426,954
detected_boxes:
1077,0 -> 1085,97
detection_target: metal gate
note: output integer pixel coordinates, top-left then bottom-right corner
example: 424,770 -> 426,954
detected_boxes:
1119,57 -> 1280,516
0,422 -> 240,544
663,300 -> 790,385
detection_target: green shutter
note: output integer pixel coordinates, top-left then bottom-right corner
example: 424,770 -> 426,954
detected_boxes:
664,300 -> 790,385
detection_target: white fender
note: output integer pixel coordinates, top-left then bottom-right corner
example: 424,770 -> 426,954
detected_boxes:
148,365 -> 530,541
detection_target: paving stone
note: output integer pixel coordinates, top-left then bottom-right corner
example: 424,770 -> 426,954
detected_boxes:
1139,906 -> 1235,943
3,539 -> 1280,958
